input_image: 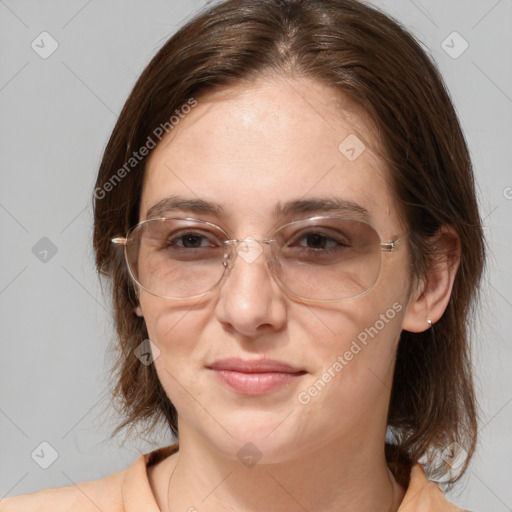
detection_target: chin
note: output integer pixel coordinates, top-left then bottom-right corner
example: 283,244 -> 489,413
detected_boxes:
190,409 -> 312,464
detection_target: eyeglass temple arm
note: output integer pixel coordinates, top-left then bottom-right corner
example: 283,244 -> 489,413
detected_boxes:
111,237 -> 127,246
380,233 -> 409,252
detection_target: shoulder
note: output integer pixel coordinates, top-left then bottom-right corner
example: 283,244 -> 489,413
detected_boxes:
399,464 -> 472,512
0,444 -> 178,512
0,469 -> 125,512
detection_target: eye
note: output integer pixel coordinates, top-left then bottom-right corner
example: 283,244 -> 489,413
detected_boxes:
165,229 -> 223,250
280,225 -> 354,263
295,232 -> 346,250
168,232 -> 217,249
157,228 -> 225,262
288,228 -> 351,250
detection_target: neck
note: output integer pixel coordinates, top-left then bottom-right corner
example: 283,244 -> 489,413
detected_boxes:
158,430 -> 405,512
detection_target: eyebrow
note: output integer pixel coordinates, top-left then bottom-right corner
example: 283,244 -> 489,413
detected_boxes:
274,197 -> 370,220
145,195 -> 370,221
145,195 -> 225,219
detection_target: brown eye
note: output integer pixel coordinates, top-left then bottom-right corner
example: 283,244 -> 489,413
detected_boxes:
168,232 -> 215,248
296,233 -> 345,250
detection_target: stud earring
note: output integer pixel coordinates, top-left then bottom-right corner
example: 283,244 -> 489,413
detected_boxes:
427,317 -> 432,326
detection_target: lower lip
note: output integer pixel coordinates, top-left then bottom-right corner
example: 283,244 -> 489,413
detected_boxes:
212,369 -> 305,395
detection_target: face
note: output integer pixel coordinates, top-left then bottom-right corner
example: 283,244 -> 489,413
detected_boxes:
136,74 -> 413,463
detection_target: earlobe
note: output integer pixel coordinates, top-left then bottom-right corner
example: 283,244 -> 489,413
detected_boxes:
134,304 -> 144,317
402,227 -> 460,333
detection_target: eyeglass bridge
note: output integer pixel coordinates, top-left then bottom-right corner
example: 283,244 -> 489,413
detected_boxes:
222,237 -> 276,265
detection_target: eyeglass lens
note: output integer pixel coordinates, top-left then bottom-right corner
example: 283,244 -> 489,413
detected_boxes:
124,217 -> 382,301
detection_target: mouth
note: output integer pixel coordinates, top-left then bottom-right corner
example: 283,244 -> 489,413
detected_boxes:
207,358 -> 307,395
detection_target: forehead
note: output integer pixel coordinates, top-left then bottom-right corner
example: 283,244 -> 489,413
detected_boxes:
141,75 -> 401,234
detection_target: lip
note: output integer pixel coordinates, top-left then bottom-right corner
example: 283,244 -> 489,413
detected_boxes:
210,358 -> 304,373
208,358 -> 306,395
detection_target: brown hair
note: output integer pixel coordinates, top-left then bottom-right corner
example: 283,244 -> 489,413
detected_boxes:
93,0 -> 485,482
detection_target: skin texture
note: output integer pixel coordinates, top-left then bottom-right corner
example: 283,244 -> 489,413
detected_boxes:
135,74 -> 458,512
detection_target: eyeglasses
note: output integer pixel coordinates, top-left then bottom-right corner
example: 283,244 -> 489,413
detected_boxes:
111,216 -> 408,302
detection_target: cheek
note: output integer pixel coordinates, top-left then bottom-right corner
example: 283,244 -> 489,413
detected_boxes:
299,291 -> 406,357
294,290 -> 407,409
140,298 -> 213,408
139,296 -> 211,363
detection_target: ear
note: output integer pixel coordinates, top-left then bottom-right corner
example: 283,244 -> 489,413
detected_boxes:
402,226 -> 460,333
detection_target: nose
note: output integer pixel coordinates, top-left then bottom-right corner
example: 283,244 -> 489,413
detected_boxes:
214,240 -> 287,337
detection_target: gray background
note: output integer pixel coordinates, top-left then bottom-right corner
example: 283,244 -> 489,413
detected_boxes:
0,0 -> 511,510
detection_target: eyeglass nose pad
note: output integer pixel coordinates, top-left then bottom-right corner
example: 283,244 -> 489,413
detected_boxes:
265,252 -> 280,273
222,253 -> 233,271
222,240 -> 278,275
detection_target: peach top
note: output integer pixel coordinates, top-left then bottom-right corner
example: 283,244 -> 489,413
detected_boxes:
0,443 -> 467,511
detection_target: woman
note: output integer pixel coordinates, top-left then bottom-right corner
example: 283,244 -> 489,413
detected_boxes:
1,0 -> 484,510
